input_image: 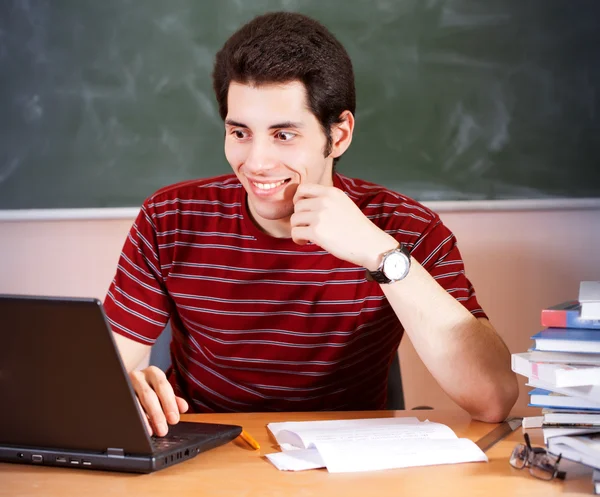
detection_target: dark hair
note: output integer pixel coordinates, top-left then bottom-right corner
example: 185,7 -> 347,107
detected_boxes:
212,12 -> 356,164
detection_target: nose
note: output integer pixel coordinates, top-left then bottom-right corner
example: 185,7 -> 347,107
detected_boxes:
244,136 -> 277,173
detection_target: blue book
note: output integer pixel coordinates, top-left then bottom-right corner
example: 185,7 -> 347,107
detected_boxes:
542,301 -> 600,330
531,328 -> 600,354
529,388 -> 600,411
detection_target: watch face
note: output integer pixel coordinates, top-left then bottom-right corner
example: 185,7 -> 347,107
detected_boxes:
383,251 -> 410,281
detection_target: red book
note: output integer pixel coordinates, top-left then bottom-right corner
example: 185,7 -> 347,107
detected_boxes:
541,301 -> 600,330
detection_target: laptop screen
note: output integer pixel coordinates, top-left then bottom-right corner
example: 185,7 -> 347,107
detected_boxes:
0,295 -> 154,455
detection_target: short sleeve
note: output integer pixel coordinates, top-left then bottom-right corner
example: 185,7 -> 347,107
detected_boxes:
103,202 -> 172,344
408,216 -> 487,319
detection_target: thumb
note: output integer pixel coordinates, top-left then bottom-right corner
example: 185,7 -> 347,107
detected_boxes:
176,396 -> 189,413
298,167 -> 308,185
293,167 -> 310,204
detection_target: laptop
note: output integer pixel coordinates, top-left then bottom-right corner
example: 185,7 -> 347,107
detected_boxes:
0,294 -> 242,473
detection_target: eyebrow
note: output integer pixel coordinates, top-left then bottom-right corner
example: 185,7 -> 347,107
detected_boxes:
225,119 -> 304,130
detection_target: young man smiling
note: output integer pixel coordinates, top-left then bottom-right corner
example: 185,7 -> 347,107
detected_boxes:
105,12 -> 518,437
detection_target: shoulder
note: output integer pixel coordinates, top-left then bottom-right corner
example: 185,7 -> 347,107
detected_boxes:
335,175 -> 462,267
148,174 -> 241,204
133,174 -> 242,230
140,174 -> 242,212
334,173 -> 440,227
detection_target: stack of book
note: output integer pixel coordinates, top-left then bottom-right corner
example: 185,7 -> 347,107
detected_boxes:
512,281 -> 600,488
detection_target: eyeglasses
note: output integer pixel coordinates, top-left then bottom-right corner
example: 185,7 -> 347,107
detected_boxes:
509,433 -> 566,481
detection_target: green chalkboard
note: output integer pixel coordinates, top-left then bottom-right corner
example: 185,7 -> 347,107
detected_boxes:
2,0 -> 599,209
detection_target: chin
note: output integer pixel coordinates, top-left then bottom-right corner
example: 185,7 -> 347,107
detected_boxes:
254,204 -> 294,222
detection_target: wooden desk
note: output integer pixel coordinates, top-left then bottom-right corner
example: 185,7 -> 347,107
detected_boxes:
0,410 -> 594,497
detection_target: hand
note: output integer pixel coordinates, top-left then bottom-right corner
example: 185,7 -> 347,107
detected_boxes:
129,366 -> 189,437
291,184 -> 398,270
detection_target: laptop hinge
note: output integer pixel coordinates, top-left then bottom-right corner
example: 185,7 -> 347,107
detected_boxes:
106,447 -> 125,458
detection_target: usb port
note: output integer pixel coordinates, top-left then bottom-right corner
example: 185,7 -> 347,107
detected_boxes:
32,454 -> 43,463
82,460 -> 92,466
70,459 -> 80,465
56,456 -> 67,463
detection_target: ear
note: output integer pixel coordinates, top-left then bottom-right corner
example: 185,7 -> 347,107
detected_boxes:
329,110 -> 355,159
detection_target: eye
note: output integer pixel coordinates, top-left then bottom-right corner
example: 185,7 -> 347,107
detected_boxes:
275,131 -> 296,142
230,129 -> 249,140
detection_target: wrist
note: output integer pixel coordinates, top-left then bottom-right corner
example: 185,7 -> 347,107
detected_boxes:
362,234 -> 400,272
366,244 -> 412,284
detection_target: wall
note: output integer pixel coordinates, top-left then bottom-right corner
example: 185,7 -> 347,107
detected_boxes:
5,0 -> 600,209
1,206 -> 599,414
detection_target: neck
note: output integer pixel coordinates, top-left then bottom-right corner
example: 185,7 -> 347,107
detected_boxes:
255,216 -> 293,239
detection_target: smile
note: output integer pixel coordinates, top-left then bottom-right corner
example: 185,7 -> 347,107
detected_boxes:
251,179 -> 290,190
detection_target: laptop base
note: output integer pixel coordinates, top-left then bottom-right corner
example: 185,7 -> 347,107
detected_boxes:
0,421 -> 242,473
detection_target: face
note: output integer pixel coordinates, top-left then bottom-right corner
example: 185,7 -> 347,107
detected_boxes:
224,81 -> 334,237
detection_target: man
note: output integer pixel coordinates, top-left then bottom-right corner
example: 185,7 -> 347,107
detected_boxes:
105,12 -> 518,437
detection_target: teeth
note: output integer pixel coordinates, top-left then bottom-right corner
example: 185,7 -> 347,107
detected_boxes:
253,180 -> 287,190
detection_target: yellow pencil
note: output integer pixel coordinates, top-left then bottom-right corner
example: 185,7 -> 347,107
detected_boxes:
239,429 -> 260,450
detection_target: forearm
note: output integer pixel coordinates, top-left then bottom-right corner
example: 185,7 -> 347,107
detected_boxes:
380,260 -> 518,422
113,332 -> 153,372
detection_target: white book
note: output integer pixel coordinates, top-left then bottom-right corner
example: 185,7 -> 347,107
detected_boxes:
264,417 -> 487,473
542,407 -> 600,414
555,367 -> 600,387
583,303 -> 600,321
543,411 -> 600,425
530,388 -> 600,410
512,352 -> 600,387
543,427 -> 600,444
527,350 -> 600,366
580,281 -> 600,320
548,433 -> 600,470
527,378 -> 600,407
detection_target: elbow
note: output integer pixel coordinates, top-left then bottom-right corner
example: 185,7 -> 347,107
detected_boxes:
471,372 -> 519,424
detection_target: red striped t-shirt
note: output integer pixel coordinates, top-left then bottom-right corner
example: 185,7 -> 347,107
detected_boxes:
104,173 -> 486,412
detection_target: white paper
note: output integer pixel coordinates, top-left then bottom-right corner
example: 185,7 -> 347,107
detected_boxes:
268,416 -> 421,440
314,438 -> 488,473
265,448 -> 325,471
265,417 -> 487,473
269,417 -> 446,450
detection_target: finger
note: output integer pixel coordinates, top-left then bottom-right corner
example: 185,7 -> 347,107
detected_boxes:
298,167 -> 308,185
145,366 -> 181,426
291,226 -> 312,246
176,396 -> 189,413
292,197 -> 320,214
290,211 -> 313,228
135,396 -> 153,436
130,370 -> 169,437
293,183 -> 325,204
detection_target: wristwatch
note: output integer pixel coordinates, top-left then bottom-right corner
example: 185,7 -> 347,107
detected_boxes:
366,244 -> 411,284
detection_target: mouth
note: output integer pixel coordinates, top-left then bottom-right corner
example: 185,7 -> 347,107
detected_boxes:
248,178 -> 292,196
